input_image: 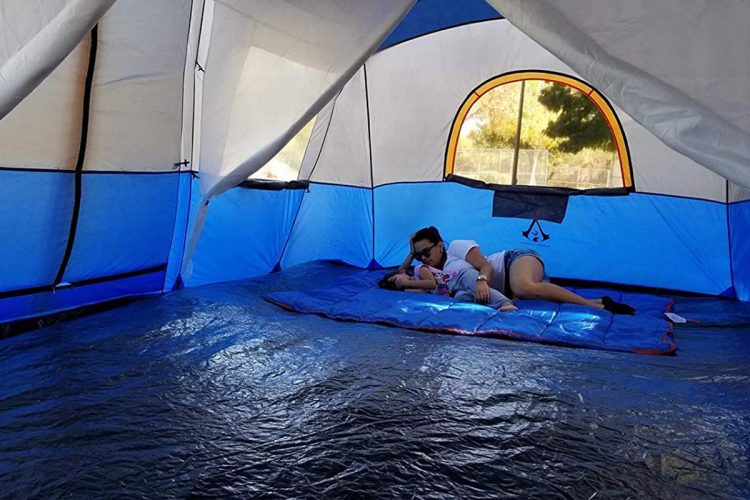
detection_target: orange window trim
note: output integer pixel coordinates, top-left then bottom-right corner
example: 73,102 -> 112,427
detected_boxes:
445,71 -> 632,189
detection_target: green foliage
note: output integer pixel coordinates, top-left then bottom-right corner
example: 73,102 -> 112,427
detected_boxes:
465,82 -> 521,149
465,81 -> 560,151
462,80 -> 615,155
538,83 -> 614,153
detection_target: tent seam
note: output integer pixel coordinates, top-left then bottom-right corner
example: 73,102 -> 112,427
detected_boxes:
725,180 -> 736,295
364,63 -> 377,265
165,0 -> 202,291
54,25 -> 99,286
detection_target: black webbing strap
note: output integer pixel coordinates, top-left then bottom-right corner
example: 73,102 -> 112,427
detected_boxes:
54,25 -> 98,286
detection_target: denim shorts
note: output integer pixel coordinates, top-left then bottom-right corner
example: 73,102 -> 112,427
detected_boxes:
503,249 -> 547,298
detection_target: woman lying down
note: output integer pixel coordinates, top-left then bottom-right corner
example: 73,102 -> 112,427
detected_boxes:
379,226 -> 635,315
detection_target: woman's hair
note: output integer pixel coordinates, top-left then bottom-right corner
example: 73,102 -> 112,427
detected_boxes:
379,270 -> 403,290
411,226 -> 442,245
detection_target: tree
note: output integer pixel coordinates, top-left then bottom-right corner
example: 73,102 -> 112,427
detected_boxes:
465,82 -> 522,149
464,81 -> 561,152
538,83 -> 614,153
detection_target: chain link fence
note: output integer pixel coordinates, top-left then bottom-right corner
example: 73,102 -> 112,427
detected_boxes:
455,148 -> 622,189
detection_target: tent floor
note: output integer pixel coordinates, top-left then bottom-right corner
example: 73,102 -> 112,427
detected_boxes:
1,261 -> 748,497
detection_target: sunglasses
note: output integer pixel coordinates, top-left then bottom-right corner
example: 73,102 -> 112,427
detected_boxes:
413,242 -> 438,261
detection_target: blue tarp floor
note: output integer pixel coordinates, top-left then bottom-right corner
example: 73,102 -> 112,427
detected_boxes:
0,261 -> 748,497
264,271 -> 675,355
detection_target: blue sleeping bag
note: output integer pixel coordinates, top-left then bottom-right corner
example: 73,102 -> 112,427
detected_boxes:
264,272 -> 676,355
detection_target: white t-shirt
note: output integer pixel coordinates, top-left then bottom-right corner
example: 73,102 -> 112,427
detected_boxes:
444,240 -> 507,293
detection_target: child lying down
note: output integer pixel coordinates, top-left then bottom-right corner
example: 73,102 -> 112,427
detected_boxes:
379,264 -> 519,312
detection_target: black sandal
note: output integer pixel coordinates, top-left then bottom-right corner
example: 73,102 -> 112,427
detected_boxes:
601,296 -> 636,315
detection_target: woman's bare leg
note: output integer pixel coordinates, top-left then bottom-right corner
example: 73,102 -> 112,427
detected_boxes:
508,256 -> 604,308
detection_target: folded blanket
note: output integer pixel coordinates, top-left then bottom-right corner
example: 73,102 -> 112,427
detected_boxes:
264,273 -> 676,355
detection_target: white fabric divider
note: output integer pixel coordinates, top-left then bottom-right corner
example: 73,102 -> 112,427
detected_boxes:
197,0 -> 415,198
182,0 -> 415,276
0,0 -> 116,121
487,0 -> 750,191
298,68 -> 372,187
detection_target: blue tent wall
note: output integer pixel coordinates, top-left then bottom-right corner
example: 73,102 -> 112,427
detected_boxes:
184,179 -> 305,287
0,170 -> 186,325
374,183 -> 732,296
730,200 -> 750,301
164,172 -> 194,292
0,171 -> 74,293
61,173 -> 177,282
186,181 -> 373,287
189,181 -> 733,297
280,183 -> 374,270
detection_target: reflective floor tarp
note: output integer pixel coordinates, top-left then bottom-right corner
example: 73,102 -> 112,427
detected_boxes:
1,262 -> 748,498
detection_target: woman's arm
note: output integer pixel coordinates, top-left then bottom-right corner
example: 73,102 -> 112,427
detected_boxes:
397,236 -> 416,273
465,246 -> 494,304
397,251 -> 414,274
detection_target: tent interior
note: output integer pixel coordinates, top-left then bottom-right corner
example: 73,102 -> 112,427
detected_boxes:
1,0 -> 749,496
1,0 -> 750,324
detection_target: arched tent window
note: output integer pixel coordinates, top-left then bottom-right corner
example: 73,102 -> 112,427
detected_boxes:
445,72 -> 632,192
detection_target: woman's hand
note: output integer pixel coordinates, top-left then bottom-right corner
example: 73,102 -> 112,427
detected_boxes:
499,303 -> 519,312
474,280 -> 490,303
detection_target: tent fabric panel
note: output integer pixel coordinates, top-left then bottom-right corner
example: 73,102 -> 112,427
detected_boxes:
366,20 -> 726,201
179,0 -> 206,169
489,0 -> 750,190
374,183 -> 731,295
197,0 -> 415,199
185,180 -> 304,287
0,0 -> 116,121
300,68 -> 371,187
379,0 -> 502,49
0,41 -> 87,170
0,268 -> 165,325
83,0 -> 192,172
61,173 -> 180,283
557,194 -> 730,294
729,183 -> 750,204
625,120 -> 726,202
297,98 -> 335,182
0,1 -> 70,66
0,171 -> 74,292
729,200 -> 750,301
280,184 -> 373,270
164,172 -> 194,292
369,22 -> 549,186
